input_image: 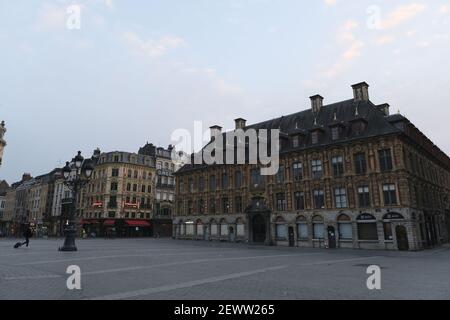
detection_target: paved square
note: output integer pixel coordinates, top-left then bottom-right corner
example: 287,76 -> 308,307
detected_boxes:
0,238 -> 449,300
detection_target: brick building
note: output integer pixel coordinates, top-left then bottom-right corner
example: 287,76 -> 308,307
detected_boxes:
173,82 -> 450,251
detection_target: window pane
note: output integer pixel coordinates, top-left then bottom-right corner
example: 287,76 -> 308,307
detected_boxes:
358,223 -> 378,240
339,223 -> 352,239
313,223 -> 324,239
298,224 -> 308,239
276,225 -> 286,238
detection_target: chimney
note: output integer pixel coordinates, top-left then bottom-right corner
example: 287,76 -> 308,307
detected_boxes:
377,103 -> 390,116
22,173 -> 32,182
93,148 -> 101,158
310,95 -> 324,114
210,125 -> 223,140
352,82 -> 370,102
234,118 -> 247,130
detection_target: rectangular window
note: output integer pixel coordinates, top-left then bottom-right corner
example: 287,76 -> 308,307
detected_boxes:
235,171 -> 242,188
110,182 -> 118,191
297,224 -> 308,239
383,184 -> 397,205
379,149 -> 393,172
354,153 -> 367,175
331,127 -> 340,141
209,198 -> 216,214
332,156 -> 344,176
311,132 -> 319,144
199,177 -> 205,192
209,176 -> 216,192
275,193 -> 287,211
235,196 -> 243,213
276,166 -> 285,184
276,225 -> 287,239
112,169 -> 119,177
311,160 -> 323,179
338,223 -> 352,239
250,168 -> 263,187
358,186 -> 370,207
334,187 -> 347,208
294,192 -> 305,210
358,223 -> 378,240
313,223 -> 324,239
293,162 -> 303,181
222,198 -> 229,214
313,189 -> 325,209
292,136 -> 300,148
221,173 -> 229,189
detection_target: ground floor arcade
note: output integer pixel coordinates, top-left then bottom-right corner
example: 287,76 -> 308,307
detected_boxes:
173,207 -> 448,251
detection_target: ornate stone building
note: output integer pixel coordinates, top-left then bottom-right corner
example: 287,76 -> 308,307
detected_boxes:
138,143 -> 188,237
173,82 -> 450,251
80,150 -> 157,237
0,121 -> 6,167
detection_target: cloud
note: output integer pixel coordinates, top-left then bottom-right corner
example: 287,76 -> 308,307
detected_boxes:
123,32 -> 186,58
34,3 -> 67,31
318,20 -> 364,79
104,0 -> 115,10
440,4 -> 449,14
380,4 -> 426,29
324,0 -> 338,6
375,35 -> 396,45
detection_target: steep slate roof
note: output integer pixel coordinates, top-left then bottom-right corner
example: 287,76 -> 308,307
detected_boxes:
176,97 -> 447,174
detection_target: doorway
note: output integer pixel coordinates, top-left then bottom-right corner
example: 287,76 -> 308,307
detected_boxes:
396,225 -> 409,251
327,226 -> 337,249
229,227 -> 235,242
252,215 -> 266,243
288,226 -> 295,247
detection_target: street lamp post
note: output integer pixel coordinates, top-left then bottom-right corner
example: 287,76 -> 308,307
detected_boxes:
59,151 -> 94,252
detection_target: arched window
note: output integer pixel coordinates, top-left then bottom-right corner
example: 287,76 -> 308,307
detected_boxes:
337,214 -> 352,240
312,215 -> 324,239
382,213 -> 404,241
196,219 -> 203,236
357,214 -> 378,241
296,215 -> 308,240
220,219 -> 228,236
275,217 -> 287,239
236,218 -> 245,237
210,219 -> 218,236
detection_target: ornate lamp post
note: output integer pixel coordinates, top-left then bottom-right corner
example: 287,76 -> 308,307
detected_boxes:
59,151 -> 94,252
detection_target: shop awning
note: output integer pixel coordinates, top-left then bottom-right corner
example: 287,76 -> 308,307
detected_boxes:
103,220 -> 115,227
82,220 -> 99,225
125,220 -> 151,227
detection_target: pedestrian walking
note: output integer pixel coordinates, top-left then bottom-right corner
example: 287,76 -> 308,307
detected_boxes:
22,226 -> 33,247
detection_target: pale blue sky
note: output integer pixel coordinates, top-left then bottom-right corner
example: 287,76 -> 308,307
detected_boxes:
1,0 -> 450,183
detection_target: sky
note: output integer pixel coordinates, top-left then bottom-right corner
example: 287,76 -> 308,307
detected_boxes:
0,0 -> 450,183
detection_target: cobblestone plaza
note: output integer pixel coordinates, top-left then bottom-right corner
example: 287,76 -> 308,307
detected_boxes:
0,238 -> 449,300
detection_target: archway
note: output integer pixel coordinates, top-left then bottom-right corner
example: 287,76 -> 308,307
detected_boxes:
396,225 -> 409,251
252,214 -> 266,243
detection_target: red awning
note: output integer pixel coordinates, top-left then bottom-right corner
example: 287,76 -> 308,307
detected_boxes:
125,220 -> 151,227
103,220 -> 115,227
82,220 -> 99,225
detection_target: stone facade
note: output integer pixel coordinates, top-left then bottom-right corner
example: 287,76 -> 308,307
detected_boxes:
79,150 -> 157,237
173,83 -> 450,251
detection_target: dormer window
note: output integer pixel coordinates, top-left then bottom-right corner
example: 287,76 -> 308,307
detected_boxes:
331,127 -> 340,140
351,121 -> 367,136
311,131 -> 319,144
292,136 -> 299,148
